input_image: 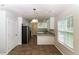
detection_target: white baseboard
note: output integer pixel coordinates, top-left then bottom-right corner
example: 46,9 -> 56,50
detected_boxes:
0,52 -> 8,55
55,45 -> 64,55
37,44 -> 54,45
0,44 -> 18,55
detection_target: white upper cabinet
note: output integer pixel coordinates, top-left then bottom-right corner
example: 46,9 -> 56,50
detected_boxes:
49,17 -> 55,29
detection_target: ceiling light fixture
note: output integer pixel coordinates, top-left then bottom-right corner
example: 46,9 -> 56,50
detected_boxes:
31,8 -> 38,23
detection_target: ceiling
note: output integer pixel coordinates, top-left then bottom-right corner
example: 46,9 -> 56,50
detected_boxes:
0,4 -> 72,21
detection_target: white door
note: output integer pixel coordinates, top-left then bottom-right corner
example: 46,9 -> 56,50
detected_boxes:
7,17 -> 18,52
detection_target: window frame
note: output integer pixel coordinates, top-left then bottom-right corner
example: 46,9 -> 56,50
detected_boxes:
57,16 -> 74,51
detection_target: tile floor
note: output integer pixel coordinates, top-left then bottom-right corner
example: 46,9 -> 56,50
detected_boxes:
8,36 -> 62,55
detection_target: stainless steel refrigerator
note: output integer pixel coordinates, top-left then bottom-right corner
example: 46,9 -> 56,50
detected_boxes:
22,25 -> 31,44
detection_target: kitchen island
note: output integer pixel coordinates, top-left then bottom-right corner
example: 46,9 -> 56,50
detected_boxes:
37,32 -> 55,45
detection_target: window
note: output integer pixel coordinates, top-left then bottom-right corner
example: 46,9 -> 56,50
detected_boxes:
58,16 -> 73,48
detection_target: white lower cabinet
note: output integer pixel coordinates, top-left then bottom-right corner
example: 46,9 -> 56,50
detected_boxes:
37,35 -> 54,45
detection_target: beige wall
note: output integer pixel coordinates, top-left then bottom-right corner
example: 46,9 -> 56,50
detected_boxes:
31,22 -> 38,35
55,5 -> 79,55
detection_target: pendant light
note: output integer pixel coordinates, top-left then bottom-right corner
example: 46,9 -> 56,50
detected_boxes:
31,8 -> 38,23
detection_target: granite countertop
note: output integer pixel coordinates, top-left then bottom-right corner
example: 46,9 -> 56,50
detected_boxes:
37,29 -> 55,36
37,32 -> 55,36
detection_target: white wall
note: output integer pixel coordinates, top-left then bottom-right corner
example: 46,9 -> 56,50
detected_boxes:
17,17 -> 23,45
17,17 -> 29,45
0,10 -> 7,54
22,18 -> 29,26
0,10 -> 18,54
55,5 -> 79,55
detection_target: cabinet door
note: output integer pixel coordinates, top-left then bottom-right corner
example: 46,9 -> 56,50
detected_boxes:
50,17 -> 54,29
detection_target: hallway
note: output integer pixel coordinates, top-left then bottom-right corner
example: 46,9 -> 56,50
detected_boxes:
1,4 -> 79,55
8,36 -> 62,55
